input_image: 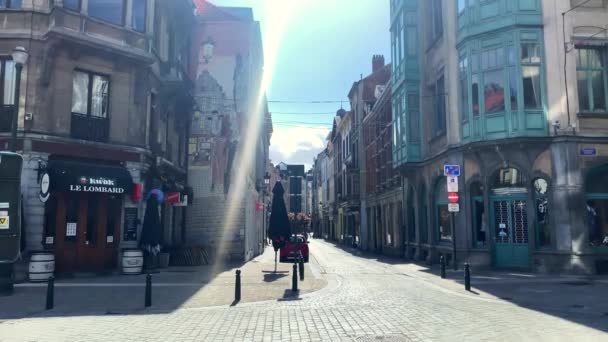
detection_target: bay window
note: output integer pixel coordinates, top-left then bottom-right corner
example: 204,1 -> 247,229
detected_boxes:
0,0 -> 21,8
63,0 -> 80,11
459,56 -> 469,122
521,43 -> 542,109
89,0 -> 125,26
481,47 -> 505,114
576,47 -> 607,113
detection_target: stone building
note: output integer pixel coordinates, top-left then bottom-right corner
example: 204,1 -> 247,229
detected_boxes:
363,81 -> 403,256
391,0 -> 608,274
0,0 -> 194,273
186,2 -> 270,262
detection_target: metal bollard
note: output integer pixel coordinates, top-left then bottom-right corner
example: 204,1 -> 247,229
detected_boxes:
298,260 -> 304,281
292,263 -> 298,292
440,255 -> 446,279
464,263 -> 471,291
145,274 -> 152,307
46,276 -> 54,310
235,269 -> 241,302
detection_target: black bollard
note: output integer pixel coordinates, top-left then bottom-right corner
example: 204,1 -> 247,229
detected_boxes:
464,263 -> 471,291
298,260 -> 304,281
235,269 -> 241,302
145,273 -> 152,307
46,276 -> 54,310
292,263 -> 298,292
440,255 -> 446,279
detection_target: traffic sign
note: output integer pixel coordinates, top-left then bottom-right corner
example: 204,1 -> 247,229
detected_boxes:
448,192 -> 459,203
448,203 -> 460,212
444,164 -> 460,176
447,176 -> 458,192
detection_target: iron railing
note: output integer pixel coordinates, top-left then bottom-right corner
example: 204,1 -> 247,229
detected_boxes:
70,113 -> 109,142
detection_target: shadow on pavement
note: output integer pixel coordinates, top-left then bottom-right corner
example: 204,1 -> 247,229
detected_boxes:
0,258 -> 248,320
321,239 -> 608,334
277,289 -> 301,302
263,273 -> 288,282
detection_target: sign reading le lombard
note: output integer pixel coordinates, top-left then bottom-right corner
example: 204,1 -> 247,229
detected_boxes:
69,177 -> 125,194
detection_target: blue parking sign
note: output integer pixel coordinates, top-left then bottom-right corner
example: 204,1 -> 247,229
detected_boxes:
444,165 -> 460,176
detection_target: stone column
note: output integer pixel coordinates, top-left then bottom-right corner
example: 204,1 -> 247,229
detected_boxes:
550,141 -> 589,273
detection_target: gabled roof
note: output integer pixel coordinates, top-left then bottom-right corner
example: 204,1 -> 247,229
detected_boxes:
348,64 -> 391,102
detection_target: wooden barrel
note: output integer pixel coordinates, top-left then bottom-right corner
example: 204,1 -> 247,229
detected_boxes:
28,252 -> 55,282
122,249 -> 144,275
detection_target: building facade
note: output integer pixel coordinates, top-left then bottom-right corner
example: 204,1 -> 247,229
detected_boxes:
363,81 -> 403,256
391,0 -> 608,274
186,2 -> 270,262
0,0 -> 194,273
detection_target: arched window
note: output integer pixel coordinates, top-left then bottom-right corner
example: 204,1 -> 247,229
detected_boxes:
534,178 -> 550,247
470,181 -> 486,247
491,167 -> 526,195
434,179 -> 451,241
585,166 -> 608,247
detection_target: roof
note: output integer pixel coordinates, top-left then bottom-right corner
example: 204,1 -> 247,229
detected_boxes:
348,64 -> 391,102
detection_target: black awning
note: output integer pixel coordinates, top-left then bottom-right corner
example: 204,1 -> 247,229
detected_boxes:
47,160 -> 134,194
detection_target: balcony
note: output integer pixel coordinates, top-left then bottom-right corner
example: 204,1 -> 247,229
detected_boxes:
0,105 -> 15,132
70,113 -> 109,143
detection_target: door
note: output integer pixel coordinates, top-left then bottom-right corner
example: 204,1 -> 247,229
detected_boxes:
55,193 -> 119,273
491,198 -> 530,268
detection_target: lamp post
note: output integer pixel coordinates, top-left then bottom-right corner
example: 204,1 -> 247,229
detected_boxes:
263,172 -> 271,244
9,46 -> 28,152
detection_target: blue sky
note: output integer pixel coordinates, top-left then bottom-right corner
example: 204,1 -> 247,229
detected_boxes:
212,0 -> 391,169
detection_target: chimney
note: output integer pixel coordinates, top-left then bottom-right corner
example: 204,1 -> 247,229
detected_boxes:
372,55 -> 385,73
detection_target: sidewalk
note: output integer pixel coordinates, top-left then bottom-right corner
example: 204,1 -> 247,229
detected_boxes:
333,241 -> 608,316
0,246 -> 327,319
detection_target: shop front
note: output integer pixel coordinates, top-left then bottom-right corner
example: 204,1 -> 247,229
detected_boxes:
43,159 -> 133,273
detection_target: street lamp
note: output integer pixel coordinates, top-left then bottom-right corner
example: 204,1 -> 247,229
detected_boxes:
9,46 -> 28,152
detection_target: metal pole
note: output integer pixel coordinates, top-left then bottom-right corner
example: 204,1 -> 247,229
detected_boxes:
46,276 -> 54,310
291,263 -> 298,292
235,269 -> 241,302
145,274 -> 152,307
9,64 -> 23,152
464,263 -> 471,291
451,212 -> 457,270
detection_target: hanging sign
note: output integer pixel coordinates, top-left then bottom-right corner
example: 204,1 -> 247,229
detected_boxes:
39,173 -> 50,203
447,176 -> 458,192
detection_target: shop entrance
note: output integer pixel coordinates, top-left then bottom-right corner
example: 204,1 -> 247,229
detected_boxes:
490,167 -> 530,268
54,193 -> 123,273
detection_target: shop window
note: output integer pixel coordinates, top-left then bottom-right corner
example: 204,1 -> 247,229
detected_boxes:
106,195 -> 122,244
419,184 -> 428,243
576,47 -> 607,113
86,195 -> 98,245
63,0 -> 80,11
89,0 -> 125,26
492,167 -> 524,189
408,188 -> 416,242
471,182 -> 486,248
585,165 -> 608,247
434,179 -> 452,241
0,0 -> 21,8
534,178 -> 550,247
132,0 -> 146,32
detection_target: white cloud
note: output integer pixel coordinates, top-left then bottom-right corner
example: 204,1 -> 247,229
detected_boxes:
270,125 -> 329,168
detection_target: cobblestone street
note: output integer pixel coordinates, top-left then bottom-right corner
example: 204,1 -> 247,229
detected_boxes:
1,240 -> 607,342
